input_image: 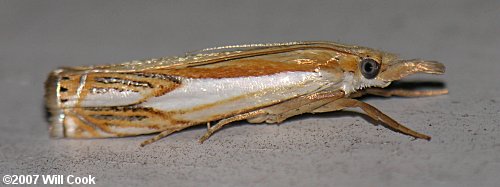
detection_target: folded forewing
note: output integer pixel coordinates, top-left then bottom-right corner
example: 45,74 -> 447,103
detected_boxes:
49,43 -> 350,137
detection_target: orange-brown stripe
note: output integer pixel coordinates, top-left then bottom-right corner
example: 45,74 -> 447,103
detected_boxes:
144,59 -> 319,79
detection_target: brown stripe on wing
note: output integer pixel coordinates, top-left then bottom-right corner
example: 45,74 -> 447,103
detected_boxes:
67,106 -> 193,137
85,72 -> 182,99
59,106 -> 195,138
53,72 -> 182,108
94,76 -> 153,88
63,109 -> 103,138
145,59 -> 317,78
142,49 -> 344,78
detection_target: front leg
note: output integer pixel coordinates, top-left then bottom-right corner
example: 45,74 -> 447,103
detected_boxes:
312,98 -> 431,140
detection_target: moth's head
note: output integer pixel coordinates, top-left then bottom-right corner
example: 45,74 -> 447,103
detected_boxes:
342,47 -> 445,90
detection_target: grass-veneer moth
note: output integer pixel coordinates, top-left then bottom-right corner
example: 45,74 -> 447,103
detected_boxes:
44,41 -> 447,146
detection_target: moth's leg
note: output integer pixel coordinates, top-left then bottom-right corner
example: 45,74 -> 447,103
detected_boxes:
312,98 -> 431,140
140,126 -> 191,147
262,98 -> 338,124
199,98 -> 336,143
352,88 -> 448,98
198,110 -> 266,143
199,90 -> 344,143
248,91 -> 345,124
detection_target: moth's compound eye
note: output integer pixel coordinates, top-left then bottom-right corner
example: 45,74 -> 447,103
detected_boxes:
360,58 -> 380,79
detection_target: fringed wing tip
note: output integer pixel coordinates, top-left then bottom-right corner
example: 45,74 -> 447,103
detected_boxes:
45,70 -> 65,138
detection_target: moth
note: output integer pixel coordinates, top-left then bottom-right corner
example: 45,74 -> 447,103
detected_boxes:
45,41 -> 447,146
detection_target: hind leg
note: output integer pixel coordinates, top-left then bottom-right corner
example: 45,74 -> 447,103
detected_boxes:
312,98 -> 431,140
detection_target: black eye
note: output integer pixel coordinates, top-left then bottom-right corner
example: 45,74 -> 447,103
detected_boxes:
360,58 -> 380,79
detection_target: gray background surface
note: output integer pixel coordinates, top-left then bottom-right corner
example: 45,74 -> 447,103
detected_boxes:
1,1 -> 499,186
